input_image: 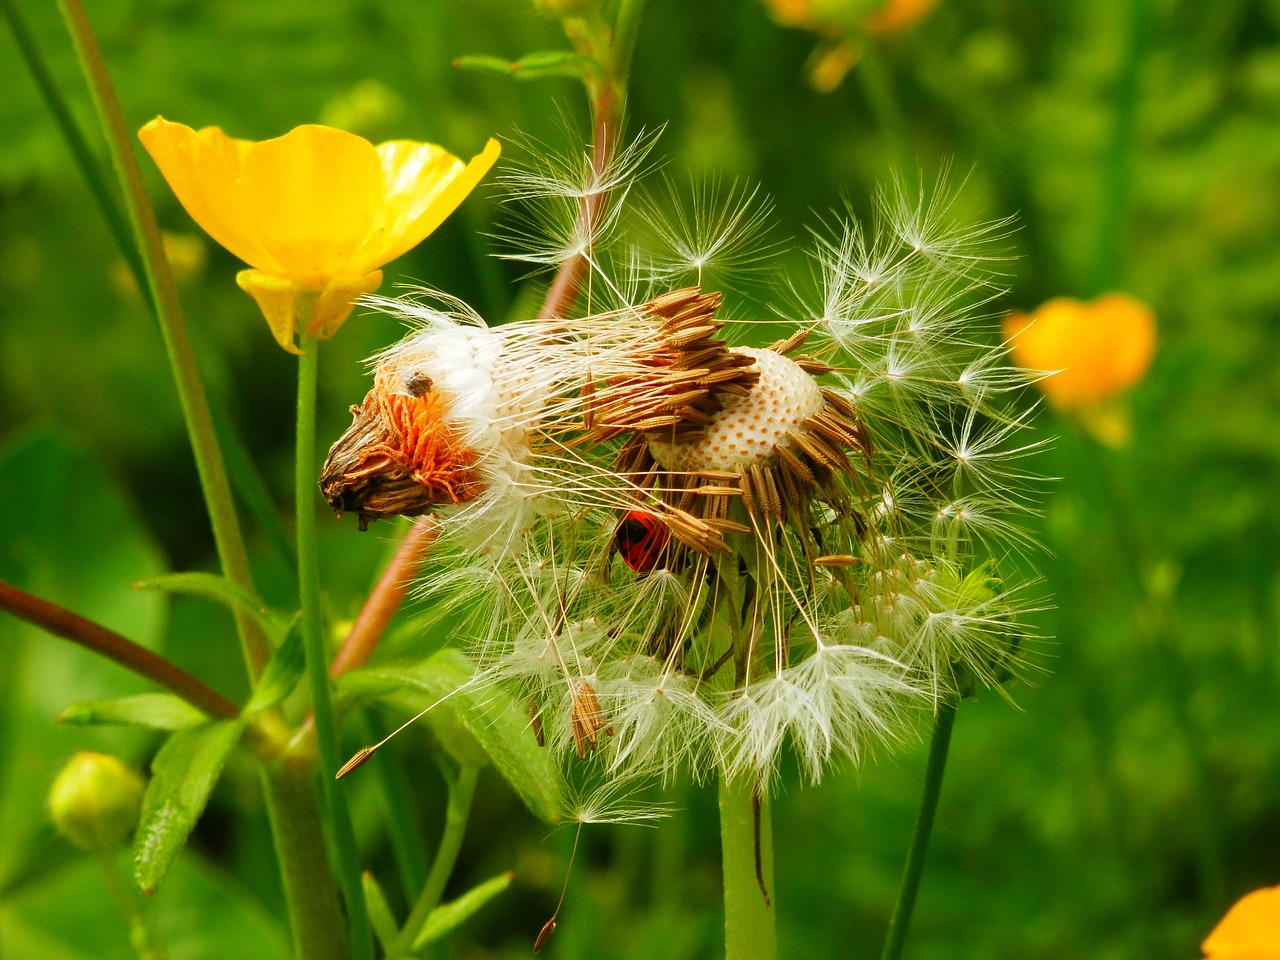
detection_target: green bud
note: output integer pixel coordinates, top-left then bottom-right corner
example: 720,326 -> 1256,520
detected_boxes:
49,752 -> 145,852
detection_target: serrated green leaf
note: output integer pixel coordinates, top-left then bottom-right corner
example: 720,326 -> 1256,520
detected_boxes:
361,871 -> 400,955
414,871 -> 515,949
58,693 -> 208,731
133,572 -> 289,644
241,618 -> 304,715
133,718 -> 245,894
339,652 -> 563,823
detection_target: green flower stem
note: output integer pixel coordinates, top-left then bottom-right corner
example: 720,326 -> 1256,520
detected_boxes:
718,775 -> 776,960
55,7 -> 359,959
612,0 -> 647,85
388,762 -> 481,960
360,714 -> 429,897
258,760 -> 351,960
856,45 -> 909,171
1078,435 -> 1226,909
0,580 -> 239,722
2,0 -> 151,313
879,700 -> 957,960
57,0 -> 272,682
1091,0 -> 1153,293
295,336 -> 373,960
98,851 -> 166,960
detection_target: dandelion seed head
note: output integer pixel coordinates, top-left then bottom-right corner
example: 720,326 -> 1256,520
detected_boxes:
321,137 -> 1044,795
649,347 -> 824,472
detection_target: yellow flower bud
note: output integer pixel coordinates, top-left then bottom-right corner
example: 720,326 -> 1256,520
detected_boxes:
48,752 -> 145,852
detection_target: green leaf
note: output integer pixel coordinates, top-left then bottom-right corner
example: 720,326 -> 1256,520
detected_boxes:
414,871 -> 515,949
361,871 -> 400,955
133,718 -> 246,894
339,651 -> 564,823
58,692 -> 208,730
452,54 -> 516,75
133,572 -> 289,644
509,51 -> 597,82
453,51 -> 596,83
241,618 -> 304,714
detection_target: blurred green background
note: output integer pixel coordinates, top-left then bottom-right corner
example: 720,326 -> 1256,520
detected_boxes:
2,0 -> 1279,957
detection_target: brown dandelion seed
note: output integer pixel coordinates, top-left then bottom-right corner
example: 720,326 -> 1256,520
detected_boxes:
570,681 -> 613,760
319,373 -> 481,528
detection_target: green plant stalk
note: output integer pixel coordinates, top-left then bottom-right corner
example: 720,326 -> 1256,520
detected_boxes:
611,0 -> 647,84
1078,434 -> 1227,910
258,759 -> 352,960
295,337 -> 373,960
56,0 -> 272,681
360,714 -> 430,897
389,762 -> 481,958
2,0 -> 152,313
1152,636 -> 1227,909
857,45 -> 909,171
719,775 -> 775,960
98,850 -> 166,960
1092,0 -> 1153,293
58,7 -> 352,956
879,700 -> 957,960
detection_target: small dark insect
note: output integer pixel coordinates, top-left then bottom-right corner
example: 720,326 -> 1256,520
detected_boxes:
614,510 -> 669,572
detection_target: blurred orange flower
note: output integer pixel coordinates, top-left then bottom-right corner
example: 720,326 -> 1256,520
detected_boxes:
759,0 -> 939,91
1202,886 -> 1280,960
139,118 -> 500,352
1004,293 -> 1155,446
762,0 -> 937,34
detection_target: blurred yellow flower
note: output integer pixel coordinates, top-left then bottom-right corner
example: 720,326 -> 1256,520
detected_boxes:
1004,294 -> 1156,408
762,0 -> 936,34
139,118 -> 500,352
1004,293 -> 1155,446
863,0 -> 937,34
759,0 -> 939,91
1202,886 -> 1280,960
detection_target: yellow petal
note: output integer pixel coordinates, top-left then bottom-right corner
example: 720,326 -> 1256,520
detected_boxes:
351,137 -> 501,274
239,125 -> 384,285
307,271 -> 384,340
1004,294 -> 1156,411
236,269 -> 304,353
1203,886 -> 1280,959
139,117 -> 284,274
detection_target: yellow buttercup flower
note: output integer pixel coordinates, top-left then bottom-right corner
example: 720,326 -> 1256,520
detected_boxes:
1004,293 -> 1156,446
139,118 -> 500,352
1202,886 -> 1280,960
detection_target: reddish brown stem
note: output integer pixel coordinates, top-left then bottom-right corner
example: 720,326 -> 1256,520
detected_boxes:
0,579 -> 240,720
537,82 -> 621,320
329,518 -> 440,679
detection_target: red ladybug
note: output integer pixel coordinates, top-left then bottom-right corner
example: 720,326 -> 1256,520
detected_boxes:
614,511 -> 669,572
